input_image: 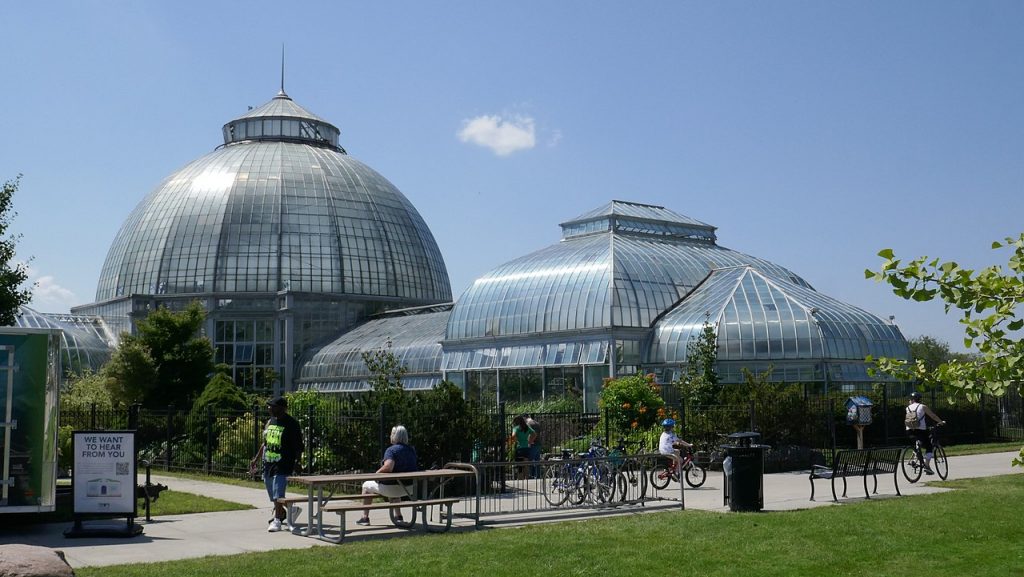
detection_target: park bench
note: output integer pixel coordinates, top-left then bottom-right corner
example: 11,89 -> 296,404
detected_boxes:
321,497 -> 461,543
808,447 -> 903,502
276,494 -> 363,529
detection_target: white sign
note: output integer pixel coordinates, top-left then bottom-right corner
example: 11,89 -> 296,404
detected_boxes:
72,431 -> 136,514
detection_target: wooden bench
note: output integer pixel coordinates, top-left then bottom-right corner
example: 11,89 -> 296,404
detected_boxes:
275,495 -> 363,529
809,447 -> 903,501
319,497 -> 461,543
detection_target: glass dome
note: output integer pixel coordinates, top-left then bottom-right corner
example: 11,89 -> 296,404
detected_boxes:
93,93 -> 450,303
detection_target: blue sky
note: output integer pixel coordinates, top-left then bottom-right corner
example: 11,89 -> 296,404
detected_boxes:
1,2 -> 1022,352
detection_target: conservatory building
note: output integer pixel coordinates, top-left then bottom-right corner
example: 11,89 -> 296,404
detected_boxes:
297,201 -> 910,409
71,88 -> 452,394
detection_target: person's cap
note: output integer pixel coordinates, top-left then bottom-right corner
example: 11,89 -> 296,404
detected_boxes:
909,392 -> 922,401
661,418 -> 675,427
267,396 -> 288,408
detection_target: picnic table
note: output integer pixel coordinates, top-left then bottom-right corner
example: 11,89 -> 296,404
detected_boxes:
288,468 -> 477,543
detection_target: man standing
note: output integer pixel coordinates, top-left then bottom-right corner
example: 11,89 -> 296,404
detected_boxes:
253,396 -> 304,532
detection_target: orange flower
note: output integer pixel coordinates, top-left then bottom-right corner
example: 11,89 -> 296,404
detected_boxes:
657,407 -> 666,417
621,402 -> 632,409
639,406 -> 648,414
631,421 -> 639,428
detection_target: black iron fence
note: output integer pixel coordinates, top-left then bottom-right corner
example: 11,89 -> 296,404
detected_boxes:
60,387 -> 1023,478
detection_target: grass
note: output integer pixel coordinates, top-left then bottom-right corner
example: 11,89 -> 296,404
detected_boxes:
77,474 -> 1024,577
145,468 -> 306,495
138,490 -> 253,516
13,490 -> 252,525
944,441 -> 1022,456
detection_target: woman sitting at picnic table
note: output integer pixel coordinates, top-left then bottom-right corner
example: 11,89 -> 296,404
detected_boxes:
357,425 -> 418,525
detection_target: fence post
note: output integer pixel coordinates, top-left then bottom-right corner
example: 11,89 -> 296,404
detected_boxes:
603,406 -> 610,447
749,398 -> 756,432
378,404 -> 387,459
90,402 -> 97,429
980,393 -> 987,442
829,398 -> 837,456
498,401 -> 507,493
252,403 -> 261,465
205,405 -> 214,474
882,384 -> 889,445
128,403 -> 140,431
306,403 -> 314,474
165,405 -> 174,472
680,400 -> 687,442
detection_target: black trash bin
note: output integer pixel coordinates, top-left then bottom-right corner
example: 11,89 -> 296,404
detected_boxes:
721,432 -> 767,512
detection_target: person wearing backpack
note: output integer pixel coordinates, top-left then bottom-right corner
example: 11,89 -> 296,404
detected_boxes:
905,392 -> 945,475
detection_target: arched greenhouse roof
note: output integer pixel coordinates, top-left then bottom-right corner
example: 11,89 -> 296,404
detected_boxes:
446,200 -> 811,341
296,305 -> 451,392
648,266 -> 909,365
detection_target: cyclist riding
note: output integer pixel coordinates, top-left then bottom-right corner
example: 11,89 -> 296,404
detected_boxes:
905,392 -> 945,475
658,418 -> 692,463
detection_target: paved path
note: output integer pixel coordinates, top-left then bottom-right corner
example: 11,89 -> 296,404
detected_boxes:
2,451 -> 1019,568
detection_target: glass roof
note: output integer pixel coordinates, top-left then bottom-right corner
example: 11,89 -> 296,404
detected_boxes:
446,202 -> 810,341
648,266 -> 909,364
296,307 -> 450,388
94,138 -> 450,303
14,307 -> 112,375
223,93 -> 342,152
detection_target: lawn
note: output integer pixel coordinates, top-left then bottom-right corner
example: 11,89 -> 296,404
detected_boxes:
78,474 -> 1024,577
13,490 -> 252,526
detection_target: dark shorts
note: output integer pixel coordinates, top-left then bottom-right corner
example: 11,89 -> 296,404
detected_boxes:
514,447 -> 532,461
909,429 -> 932,453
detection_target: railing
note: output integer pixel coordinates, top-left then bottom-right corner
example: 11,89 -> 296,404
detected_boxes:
445,451 -> 684,521
58,387 -> 1022,478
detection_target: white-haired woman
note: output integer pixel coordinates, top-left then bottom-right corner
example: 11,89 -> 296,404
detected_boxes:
357,425 -> 419,525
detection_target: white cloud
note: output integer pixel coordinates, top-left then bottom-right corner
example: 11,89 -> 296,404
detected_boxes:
26,267 -> 78,312
457,115 -> 536,156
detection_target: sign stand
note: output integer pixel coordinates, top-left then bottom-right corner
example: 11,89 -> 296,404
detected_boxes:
63,430 -> 143,538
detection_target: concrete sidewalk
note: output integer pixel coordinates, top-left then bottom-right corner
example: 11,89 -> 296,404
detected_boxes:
2,451 -> 1019,568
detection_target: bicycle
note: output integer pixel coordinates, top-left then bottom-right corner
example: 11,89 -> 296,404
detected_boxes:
901,424 -> 948,483
542,439 -> 616,506
649,446 -> 707,489
607,438 -> 648,502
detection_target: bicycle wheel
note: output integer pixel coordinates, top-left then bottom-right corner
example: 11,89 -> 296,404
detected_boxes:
590,464 -> 616,503
568,469 -> 589,505
542,464 -> 571,506
933,446 -> 948,480
684,463 -> 707,488
617,461 -> 648,501
650,462 -> 671,490
901,447 -> 922,483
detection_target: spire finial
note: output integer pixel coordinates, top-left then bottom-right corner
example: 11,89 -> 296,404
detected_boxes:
277,44 -> 289,99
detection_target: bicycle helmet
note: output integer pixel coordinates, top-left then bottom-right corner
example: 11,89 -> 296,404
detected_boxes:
909,392 -> 922,401
661,418 -> 676,427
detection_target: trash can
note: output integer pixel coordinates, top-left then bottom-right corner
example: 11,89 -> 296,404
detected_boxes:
721,432 -> 767,512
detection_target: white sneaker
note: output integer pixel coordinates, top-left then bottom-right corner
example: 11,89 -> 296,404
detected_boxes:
267,519 -> 282,532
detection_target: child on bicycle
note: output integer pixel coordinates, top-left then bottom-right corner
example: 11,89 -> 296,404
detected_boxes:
906,392 -> 945,475
658,418 -> 692,468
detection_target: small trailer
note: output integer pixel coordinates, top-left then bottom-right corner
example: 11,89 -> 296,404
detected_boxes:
0,328 -> 60,513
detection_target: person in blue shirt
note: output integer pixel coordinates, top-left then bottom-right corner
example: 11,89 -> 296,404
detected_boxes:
357,425 -> 418,525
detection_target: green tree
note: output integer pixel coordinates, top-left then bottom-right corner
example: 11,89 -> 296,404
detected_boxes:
674,314 -> 720,406
0,175 -> 33,324
102,338 -> 158,405
362,337 -> 407,407
192,365 -> 249,414
105,302 -> 214,408
60,371 -> 116,412
908,335 -> 975,374
866,234 -> 1024,466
